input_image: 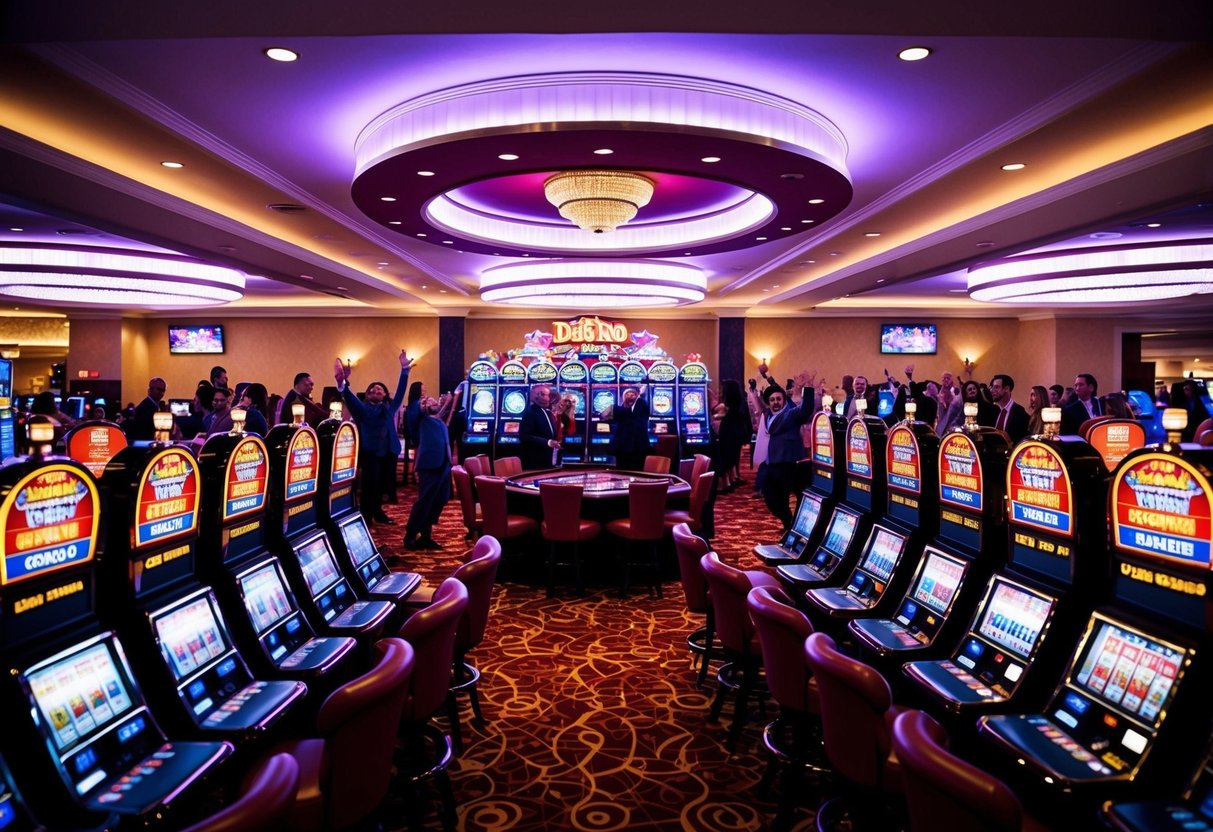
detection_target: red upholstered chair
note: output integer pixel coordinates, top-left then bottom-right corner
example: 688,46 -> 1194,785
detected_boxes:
270,638 -> 415,831
700,551 -> 781,750
690,453 -> 711,485
540,482 -> 602,597
475,475 -> 538,547
893,709 -> 1047,832
1078,415 -> 1114,439
804,631 -> 904,830
678,457 -> 696,483
1196,416 -> 1213,445
672,522 -> 716,688
447,536 -> 502,752
451,465 -> 482,541
180,752 -> 300,832
463,455 -> 489,500
653,433 -> 680,471
643,454 -> 672,474
494,455 -> 523,479
397,579 -> 468,832
664,470 -> 715,535
606,479 -> 669,597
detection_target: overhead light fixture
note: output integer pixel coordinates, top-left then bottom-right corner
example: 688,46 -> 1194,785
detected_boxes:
898,47 -> 932,62
543,170 -> 656,234
263,47 -> 299,63
1001,163 -> 1026,171
160,161 -> 184,169
480,259 -> 705,307
967,239 -> 1213,304
0,244 -> 245,308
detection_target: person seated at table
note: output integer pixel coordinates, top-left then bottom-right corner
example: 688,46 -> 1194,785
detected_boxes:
607,384 -> 651,471
519,384 -> 561,470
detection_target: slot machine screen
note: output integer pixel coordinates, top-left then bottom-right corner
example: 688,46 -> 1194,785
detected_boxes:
470,388 -> 495,416
822,508 -> 859,556
339,515 -> 378,567
294,536 -> 341,596
858,526 -> 906,583
471,420 -> 489,433
911,549 -> 967,615
976,579 -> 1055,660
566,389 -> 586,417
653,422 -> 669,434
596,423 -> 611,433
503,421 -> 520,434
240,562 -> 294,634
502,390 -> 527,415
685,422 -> 701,434
1073,617 -> 1185,726
25,638 -> 137,754
592,391 -> 615,415
152,595 -> 228,680
791,492 -> 824,539
680,389 -> 705,417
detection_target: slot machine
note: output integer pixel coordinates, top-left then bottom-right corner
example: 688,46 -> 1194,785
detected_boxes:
646,360 -> 678,446
315,409 -> 420,604
587,361 -> 620,464
0,419 -> 231,828
64,419 -> 127,478
96,414 -> 307,739
0,753 -> 36,831
495,359 -> 529,452
263,419 -> 395,638
1103,739 -> 1213,831
0,357 -> 13,463
978,433 -> 1213,806
196,418 -> 357,679
904,409 -> 1109,719
556,359 -> 589,463
676,361 -> 711,456
463,359 -> 499,455
1085,418 -> 1148,473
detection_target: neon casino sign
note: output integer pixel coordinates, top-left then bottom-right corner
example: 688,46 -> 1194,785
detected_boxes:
551,316 -> 630,347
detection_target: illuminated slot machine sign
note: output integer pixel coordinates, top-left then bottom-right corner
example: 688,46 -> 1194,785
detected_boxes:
556,360 -> 588,460
126,447 -> 201,596
65,423 -> 127,478
809,410 -> 847,502
587,361 -> 620,462
807,524 -> 910,615
495,360 -> 529,447
281,427 -> 320,538
219,436 -> 270,564
1006,441 -> 1076,585
938,433 -> 986,553
324,420 -> 358,519
464,360 -> 499,449
845,415 -> 887,514
646,360 -> 678,443
885,423 -> 940,536
1086,419 -> 1147,473
677,362 -> 710,448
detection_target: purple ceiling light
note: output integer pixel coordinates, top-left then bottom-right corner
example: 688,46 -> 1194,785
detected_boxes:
480,260 -> 706,308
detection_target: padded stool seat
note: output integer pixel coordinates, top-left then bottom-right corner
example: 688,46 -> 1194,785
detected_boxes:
542,517 -> 601,540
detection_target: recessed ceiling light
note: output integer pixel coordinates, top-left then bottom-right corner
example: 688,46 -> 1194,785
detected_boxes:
772,284 -> 780,288
421,285 -> 428,289
160,161 -> 184,169
389,221 -> 402,225
864,232 -> 881,237
380,196 -> 397,202
975,241 -> 996,248
762,289 -> 770,293
684,252 -> 692,256
701,156 -> 721,163
808,198 -> 825,205
263,47 -> 299,62
442,240 -> 454,244
1147,222 -> 1162,228
593,148 -> 614,155
299,274 -> 314,281
898,47 -> 932,62
416,171 -> 435,177
829,251 -> 841,256
8,228 -> 23,232
498,153 -> 519,161
336,286 -> 348,291
1001,163 -> 1026,171
377,261 -> 389,266
876,278 -> 886,283
780,227 -> 792,232
440,289 -> 448,293
756,236 -> 768,241
801,219 -> 815,224
416,233 -> 427,237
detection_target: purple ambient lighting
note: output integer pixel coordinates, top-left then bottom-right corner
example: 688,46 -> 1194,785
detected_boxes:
480,259 -> 706,308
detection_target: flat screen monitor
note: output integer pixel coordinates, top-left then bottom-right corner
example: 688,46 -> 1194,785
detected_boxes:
25,638 -> 137,754
294,535 -> 341,596
503,421 -> 520,434
653,422 -> 669,434
168,398 -> 192,417
685,421 -> 701,434
152,595 -> 228,681
64,396 -> 86,420
822,508 -> 859,557
470,388 -> 495,416
167,324 -> 225,355
471,420 -> 489,433
880,323 -> 937,355
859,526 -> 906,583
1073,617 -> 1185,726
339,516 -> 378,568
911,548 -> 967,615
791,492 -> 824,539
976,578 -> 1055,660
240,562 -> 294,635
592,390 -> 615,415
596,423 -> 611,433
680,389 -> 706,418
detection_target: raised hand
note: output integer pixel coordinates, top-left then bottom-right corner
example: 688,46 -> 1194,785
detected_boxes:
333,357 -> 348,383
399,350 -> 416,370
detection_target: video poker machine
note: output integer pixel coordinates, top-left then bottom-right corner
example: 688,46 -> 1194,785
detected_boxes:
677,362 -> 710,456
0,358 -> 13,463
263,421 -> 395,639
979,442 -> 1213,805
97,421 -> 307,740
0,426 -> 231,828
0,753 -> 35,831
463,360 -> 499,455
64,420 -> 127,478
495,359 -> 529,452
556,359 -> 589,463
646,360 -> 678,446
196,427 -> 357,680
315,413 -> 420,604
587,361 -> 621,464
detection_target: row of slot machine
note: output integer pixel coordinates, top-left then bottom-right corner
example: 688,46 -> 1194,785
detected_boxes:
753,407 -> 1213,828
462,357 -> 711,463
0,410 -> 420,830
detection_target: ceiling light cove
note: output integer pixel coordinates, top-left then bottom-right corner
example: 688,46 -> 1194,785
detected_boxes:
480,260 -> 706,308
351,73 -> 852,258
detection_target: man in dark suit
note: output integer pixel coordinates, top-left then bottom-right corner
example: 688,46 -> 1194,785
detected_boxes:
518,384 -> 560,470
1061,373 -> 1101,435
610,385 -> 651,471
988,374 -> 1030,443
127,376 -> 166,441
761,384 -> 814,533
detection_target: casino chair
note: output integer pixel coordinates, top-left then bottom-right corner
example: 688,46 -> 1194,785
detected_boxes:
463,454 -> 490,499
672,522 -> 717,688
700,551 -> 782,750
1078,415 -> 1114,439
1195,416 -> 1213,445
180,751 -> 300,832
451,465 -> 482,541
747,586 -> 828,831
643,454 -> 672,474
691,452 -> 712,485
664,470 -> 715,536
269,638 -> 415,831
892,709 -> 1047,832
396,578 -> 468,832
540,481 -> 602,597
803,632 -> 904,831
654,433 -> 680,471
475,475 -> 539,552
606,479 -> 669,597
494,455 -> 523,479
448,536 -> 502,753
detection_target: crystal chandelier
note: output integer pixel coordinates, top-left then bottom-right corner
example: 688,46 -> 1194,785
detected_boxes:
543,170 -> 656,234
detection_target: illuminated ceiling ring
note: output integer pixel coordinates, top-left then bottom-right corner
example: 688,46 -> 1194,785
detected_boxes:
479,259 -> 706,308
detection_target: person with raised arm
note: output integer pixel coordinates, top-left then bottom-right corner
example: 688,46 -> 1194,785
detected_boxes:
334,350 -> 411,525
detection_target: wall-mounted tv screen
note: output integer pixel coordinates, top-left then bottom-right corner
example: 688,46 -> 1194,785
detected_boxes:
168,325 -> 225,355
880,323 -> 937,355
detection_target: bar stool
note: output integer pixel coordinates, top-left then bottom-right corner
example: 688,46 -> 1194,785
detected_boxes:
475,475 -> 538,550
180,752 -> 299,832
451,465 -> 482,541
605,479 -> 669,597
671,522 -> 716,688
540,481 -> 602,596
664,470 -> 715,535
643,454 -> 671,474
494,455 -> 523,479
448,537 -> 501,753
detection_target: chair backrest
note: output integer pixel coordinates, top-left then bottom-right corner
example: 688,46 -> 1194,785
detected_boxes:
654,433 -> 680,469
690,453 -> 711,484
747,585 -> 815,713
398,578 -> 469,722
451,465 -> 479,532
474,475 -> 510,538
700,551 -> 758,654
539,481 -> 586,542
180,752 -> 300,832
1196,416 -> 1213,445
450,536 -> 501,654
803,632 -> 894,791
678,457 -> 695,483
315,638 -> 415,829
643,454 -> 672,474
473,453 -> 492,475
687,470 -> 715,523
1078,415 -> 1114,439
893,709 -> 1026,832
671,522 -> 709,613
627,479 -> 669,539
464,454 -> 487,482
495,455 -> 523,479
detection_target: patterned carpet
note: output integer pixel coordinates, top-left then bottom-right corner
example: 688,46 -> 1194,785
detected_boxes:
372,461 -> 821,831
